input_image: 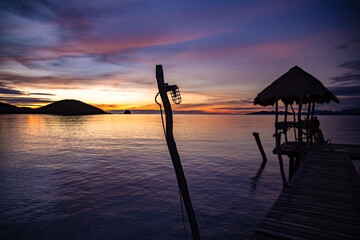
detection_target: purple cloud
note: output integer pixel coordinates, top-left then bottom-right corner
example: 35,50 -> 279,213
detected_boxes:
331,60 -> 360,84
0,86 -> 24,95
0,96 -> 54,104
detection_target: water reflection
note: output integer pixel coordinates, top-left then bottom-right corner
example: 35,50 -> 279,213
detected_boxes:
248,162 -> 266,198
1,114 -> 359,239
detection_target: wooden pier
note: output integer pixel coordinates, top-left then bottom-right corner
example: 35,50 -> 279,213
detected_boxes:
252,151 -> 360,239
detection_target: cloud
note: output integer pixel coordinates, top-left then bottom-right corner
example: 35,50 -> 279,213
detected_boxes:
241,99 -> 254,104
320,96 -> 360,111
0,86 -> 24,95
333,43 -> 349,50
333,38 -> 360,51
0,72 -> 106,87
331,60 -> 360,84
329,86 -> 360,97
0,81 -> 55,97
330,73 -> 360,83
30,92 -> 55,96
0,96 -> 54,104
1,0 -> 92,40
336,60 -> 360,71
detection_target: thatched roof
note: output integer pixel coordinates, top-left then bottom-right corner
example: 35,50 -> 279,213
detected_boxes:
254,66 -> 339,106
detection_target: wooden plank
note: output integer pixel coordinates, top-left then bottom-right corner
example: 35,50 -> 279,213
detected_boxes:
261,218 -> 359,240
251,151 -> 360,239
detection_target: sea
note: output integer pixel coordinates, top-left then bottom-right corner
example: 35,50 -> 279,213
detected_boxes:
1,114 -> 359,240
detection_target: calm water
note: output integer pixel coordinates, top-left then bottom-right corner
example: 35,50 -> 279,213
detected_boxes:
1,114 -> 359,240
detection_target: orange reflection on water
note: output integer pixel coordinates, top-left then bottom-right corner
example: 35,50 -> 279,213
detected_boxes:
26,114 -> 46,129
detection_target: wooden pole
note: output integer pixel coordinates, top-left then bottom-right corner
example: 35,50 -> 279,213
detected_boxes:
298,97 -> 303,147
274,100 -> 288,187
284,103 -> 288,142
311,102 -> 315,143
253,132 -> 267,164
275,101 -> 279,123
306,102 -> 311,143
276,133 -> 288,187
289,156 -> 295,179
275,100 -> 279,136
311,102 -> 315,120
307,102 -> 311,121
290,104 -> 297,143
156,65 -> 201,240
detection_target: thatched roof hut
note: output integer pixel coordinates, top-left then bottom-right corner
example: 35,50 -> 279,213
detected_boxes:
254,66 -> 339,107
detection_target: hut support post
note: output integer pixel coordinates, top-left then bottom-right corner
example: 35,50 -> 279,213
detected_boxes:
290,104 -> 297,143
253,132 -> 267,164
289,156 -> 295,179
284,104 -> 288,142
307,102 -> 311,120
275,100 -> 279,136
311,102 -> 315,120
156,65 -> 201,240
276,133 -> 288,187
306,102 -> 311,143
298,97 -> 303,147
311,102 -> 315,143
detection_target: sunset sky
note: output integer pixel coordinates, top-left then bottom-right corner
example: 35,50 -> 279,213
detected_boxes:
0,0 -> 359,114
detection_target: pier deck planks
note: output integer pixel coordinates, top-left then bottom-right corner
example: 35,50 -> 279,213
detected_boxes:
251,151 -> 360,240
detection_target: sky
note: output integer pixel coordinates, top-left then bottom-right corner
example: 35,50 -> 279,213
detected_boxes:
0,0 -> 359,114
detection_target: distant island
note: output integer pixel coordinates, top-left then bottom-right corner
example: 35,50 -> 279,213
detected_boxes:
248,109 -> 360,115
0,100 -> 108,115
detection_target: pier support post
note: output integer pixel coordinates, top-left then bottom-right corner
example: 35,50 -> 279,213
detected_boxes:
289,156 -> 295,179
253,132 -> 267,164
276,133 -> 288,187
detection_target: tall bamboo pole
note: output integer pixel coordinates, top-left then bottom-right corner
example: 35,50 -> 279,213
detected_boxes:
156,65 -> 201,240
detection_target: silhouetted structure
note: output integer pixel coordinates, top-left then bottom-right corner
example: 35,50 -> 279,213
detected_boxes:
252,66 -> 360,239
123,110 -> 131,114
254,66 -> 339,185
254,65 -> 339,147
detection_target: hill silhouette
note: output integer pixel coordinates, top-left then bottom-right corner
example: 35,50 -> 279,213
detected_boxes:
36,100 -> 107,115
0,100 -> 107,115
0,102 -> 34,114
